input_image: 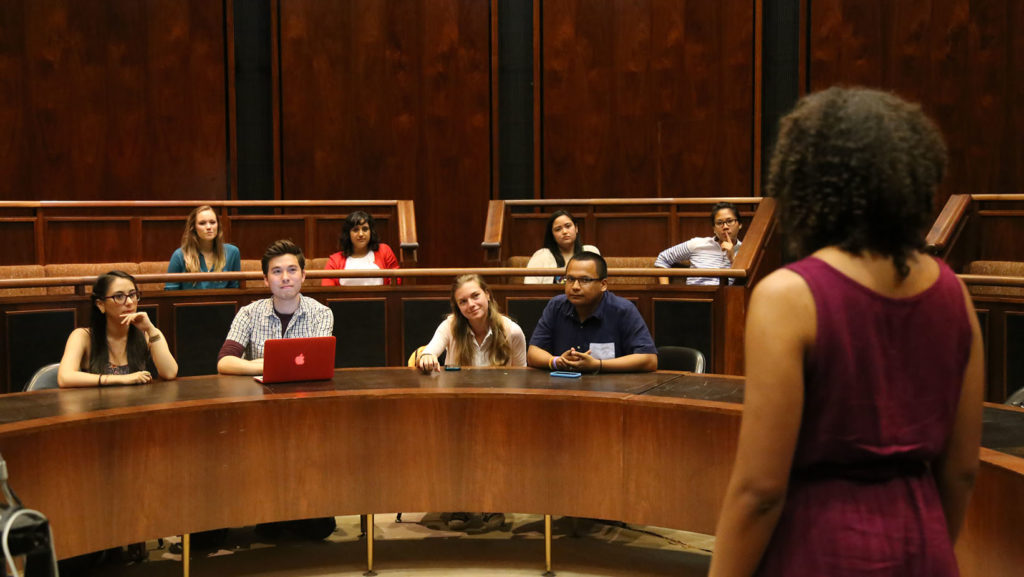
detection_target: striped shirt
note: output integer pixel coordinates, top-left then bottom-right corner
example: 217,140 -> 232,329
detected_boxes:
224,295 -> 334,360
654,237 -> 742,286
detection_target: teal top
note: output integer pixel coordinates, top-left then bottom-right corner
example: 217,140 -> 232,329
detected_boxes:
164,244 -> 241,290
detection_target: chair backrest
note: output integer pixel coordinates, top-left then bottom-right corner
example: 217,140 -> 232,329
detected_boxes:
656,346 -> 706,373
24,363 -> 61,391
407,346 -> 426,367
1007,387 -> 1024,408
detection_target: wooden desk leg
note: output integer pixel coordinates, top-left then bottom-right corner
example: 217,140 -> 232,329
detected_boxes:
182,533 -> 190,577
542,514 -> 555,576
364,513 -> 377,576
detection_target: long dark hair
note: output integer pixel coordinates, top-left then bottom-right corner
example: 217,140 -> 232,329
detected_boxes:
767,87 -> 946,279
543,210 -> 584,268
339,211 -> 381,257
89,271 -> 148,374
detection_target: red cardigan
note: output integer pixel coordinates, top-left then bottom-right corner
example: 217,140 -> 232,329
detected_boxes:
321,243 -> 400,286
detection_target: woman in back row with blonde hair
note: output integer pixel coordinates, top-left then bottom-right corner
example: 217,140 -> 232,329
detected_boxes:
165,205 -> 241,290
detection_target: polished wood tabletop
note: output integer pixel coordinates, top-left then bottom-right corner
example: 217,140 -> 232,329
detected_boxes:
0,369 -> 1020,577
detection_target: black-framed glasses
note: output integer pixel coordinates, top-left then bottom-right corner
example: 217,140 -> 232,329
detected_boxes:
564,275 -> 600,286
715,218 -> 739,226
102,290 -> 141,305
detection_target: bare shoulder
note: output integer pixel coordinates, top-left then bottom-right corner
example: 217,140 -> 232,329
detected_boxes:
69,327 -> 91,342
750,267 -> 812,307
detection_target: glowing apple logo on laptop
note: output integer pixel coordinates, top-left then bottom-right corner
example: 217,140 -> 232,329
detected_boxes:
294,353 -> 305,366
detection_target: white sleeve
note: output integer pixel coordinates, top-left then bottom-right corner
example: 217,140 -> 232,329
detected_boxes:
655,240 -> 694,268
524,248 -> 555,285
422,317 -> 454,359
506,319 -> 527,367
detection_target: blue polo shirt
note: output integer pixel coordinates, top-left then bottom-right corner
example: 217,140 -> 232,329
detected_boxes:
529,291 -> 657,359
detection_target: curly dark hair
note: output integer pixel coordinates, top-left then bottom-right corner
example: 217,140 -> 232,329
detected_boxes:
766,87 -> 947,278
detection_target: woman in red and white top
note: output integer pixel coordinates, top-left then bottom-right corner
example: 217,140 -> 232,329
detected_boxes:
321,210 -> 400,286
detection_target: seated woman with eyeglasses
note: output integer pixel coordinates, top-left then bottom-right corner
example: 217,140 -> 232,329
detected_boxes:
654,202 -> 743,285
58,271 -> 178,387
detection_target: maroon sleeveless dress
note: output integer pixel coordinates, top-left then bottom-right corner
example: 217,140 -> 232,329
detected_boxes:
754,256 -> 972,576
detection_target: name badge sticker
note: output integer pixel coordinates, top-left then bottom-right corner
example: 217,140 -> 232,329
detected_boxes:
589,342 -> 615,360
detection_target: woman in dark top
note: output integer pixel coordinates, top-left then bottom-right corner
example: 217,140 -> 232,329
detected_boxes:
710,88 -> 984,576
58,271 -> 178,387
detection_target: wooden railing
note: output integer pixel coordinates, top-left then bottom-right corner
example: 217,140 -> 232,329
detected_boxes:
0,200 -> 419,266
482,197 -> 768,262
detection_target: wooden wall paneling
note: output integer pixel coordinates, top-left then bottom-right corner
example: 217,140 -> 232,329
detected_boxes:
541,0 -> 615,199
593,213 -> 668,256
717,285 -> 747,375
975,199 -> 1024,262
140,217 -> 191,263
328,299 -> 387,368
227,0 -> 239,201
0,1 -> 27,197
420,0 -> 491,267
623,401 -> 739,532
226,216 -> 307,259
5,309 -> 75,393
278,1 -> 491,268
955,449 -> 1024,577
0,220 -> 36,265
807,0 -> 1021,212
541,1 -> 755,199
313,216 -> 345,260
148,0 -> 229,199
0,0 -> 228,201
45,218 -> 133,264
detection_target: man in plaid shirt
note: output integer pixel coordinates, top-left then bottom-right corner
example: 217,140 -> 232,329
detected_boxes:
217,239 -> 334,376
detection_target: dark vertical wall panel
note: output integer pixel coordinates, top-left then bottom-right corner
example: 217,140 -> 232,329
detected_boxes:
1007,313 -> 1023,402
0,0 -> 229,201
807,0 -> 1022,211
652,299 -> 712,363
174,303 -> 236,377
329,300 -> 387,368
541,0 -> 756,199
6,310 -> 75,393
402,299 -> 451,364
278,0 -> 491,267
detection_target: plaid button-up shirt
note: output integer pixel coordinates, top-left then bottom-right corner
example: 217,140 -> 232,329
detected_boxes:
225,295 -> 334,360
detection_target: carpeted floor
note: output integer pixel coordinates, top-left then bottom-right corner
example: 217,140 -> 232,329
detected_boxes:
76,513 -> 713,576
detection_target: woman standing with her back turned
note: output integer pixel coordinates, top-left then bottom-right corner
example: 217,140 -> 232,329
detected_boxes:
165,205 -> 241,290
710,87 -> 984,577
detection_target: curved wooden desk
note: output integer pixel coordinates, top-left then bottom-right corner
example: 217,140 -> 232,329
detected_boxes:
0,369 -> 1020,577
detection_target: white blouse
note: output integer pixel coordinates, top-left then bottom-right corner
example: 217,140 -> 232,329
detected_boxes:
421,315 -> 527,367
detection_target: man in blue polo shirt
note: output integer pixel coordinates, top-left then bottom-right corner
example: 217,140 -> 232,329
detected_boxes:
527,252 -> 658,373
